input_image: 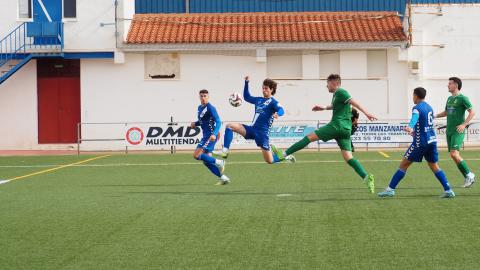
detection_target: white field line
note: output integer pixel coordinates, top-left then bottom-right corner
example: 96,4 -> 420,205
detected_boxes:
1,158 -> 479,168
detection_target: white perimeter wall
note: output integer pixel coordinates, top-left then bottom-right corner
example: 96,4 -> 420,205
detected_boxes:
0,4 -> 479,150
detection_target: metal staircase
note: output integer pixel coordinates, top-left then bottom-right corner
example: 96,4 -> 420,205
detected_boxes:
0,22 -> 64,85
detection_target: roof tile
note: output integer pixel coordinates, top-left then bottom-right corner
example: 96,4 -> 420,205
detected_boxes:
127,12 -> 406,44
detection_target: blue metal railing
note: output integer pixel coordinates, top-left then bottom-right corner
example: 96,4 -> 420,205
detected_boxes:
0,22 -> 64,84
0,22 -> 64,68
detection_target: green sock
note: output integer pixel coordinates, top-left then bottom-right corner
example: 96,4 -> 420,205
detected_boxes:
286,136 -> 310,156
347,158 -> 368,179
457,160 -> 471,177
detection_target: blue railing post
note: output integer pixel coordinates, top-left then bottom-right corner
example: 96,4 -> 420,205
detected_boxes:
61,22 -> 64,52
23,23 -> 26,53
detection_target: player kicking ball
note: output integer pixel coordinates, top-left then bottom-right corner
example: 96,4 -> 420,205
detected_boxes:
191,89 -> 230,185
275,74 -> 377,193
378,87 -> 455,198
214,76 -> 295,164
434,77 -> 476,188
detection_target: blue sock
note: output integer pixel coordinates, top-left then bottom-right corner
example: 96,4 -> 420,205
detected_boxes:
272,153 -> 280,163
224,128 -> 233,149
388,169 -> 406,189
204,161 -> 221,177
434,169 -> 451,191
198,153 -> 216,164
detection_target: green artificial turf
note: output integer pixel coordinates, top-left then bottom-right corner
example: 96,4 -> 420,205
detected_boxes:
0,151 -> 479,269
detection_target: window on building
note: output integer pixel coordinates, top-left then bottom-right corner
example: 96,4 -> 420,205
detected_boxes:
64,0 -> 77,18
319,51 -> 340,78
367,50 -> 387,78
144,53 -> 180,80
18,0 -> 32,19
267,50 -> 302,79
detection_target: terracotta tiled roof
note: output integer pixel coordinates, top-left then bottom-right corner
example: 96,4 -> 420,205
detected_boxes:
126,12 -> 406,44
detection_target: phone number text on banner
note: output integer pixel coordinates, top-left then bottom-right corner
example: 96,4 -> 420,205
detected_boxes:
351,122 -> 410,143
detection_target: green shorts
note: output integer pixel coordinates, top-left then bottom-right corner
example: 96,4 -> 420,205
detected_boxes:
314,124 -> 352,151
446,132 -> 465,152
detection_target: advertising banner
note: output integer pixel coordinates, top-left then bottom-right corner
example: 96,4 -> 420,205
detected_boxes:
125,123 -> 203,149
123,121 -> 480,150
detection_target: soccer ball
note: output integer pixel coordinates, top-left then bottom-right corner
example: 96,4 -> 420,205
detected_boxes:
229,92 -> 243,107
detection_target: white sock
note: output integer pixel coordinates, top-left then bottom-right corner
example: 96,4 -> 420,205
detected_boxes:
222,147 -> 229,153
215,159 -> 222,166
282,150 -> 287,156
386,187 -> 394,192
467,172 -> 475,178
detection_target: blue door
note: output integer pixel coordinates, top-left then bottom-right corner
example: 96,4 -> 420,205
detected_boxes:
32,0 -> 62,45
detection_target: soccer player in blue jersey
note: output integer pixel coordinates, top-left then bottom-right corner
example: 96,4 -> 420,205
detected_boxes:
378,87 -> 455,198
191,89 -> 230,185
214,76 -> 295,164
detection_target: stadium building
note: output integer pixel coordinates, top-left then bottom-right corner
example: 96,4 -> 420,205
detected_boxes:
0,0 -> 479,151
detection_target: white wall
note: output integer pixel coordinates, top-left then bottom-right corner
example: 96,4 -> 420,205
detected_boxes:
76,51 -> 406,150
0,1 -> 29,37
0,60 -> 38,150
80,51 -> 406,123
407,4 -> 480,117
0,0 -> 117,52
63,0 -> 117,52
0,49 -> 408,150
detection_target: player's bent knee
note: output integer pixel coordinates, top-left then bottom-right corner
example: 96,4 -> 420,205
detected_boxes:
428,162 -> 440,172
307,133 -> 319,142
342,151 -> 353,162
193,151 -> 202,160
227,123 -> 241,132
450,151 -> 461,162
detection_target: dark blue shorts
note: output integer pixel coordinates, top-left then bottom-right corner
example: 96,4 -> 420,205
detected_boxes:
197,136 -> 217,153
404,143 -> 439,163
243,124 -> 270,151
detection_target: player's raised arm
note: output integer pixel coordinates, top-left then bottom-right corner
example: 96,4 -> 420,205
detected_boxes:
243,76 -> 257,104
348,99 -> 377,121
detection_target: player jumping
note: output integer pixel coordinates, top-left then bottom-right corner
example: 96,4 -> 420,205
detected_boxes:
434,77 -> 476,188
275,74 -> 377,193
378,87 -> 455,198
191,89 -> 230,185
214,76 -> 294,164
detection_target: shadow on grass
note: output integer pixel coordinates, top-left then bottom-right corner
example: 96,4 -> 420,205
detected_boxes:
122,189 -> 368,197
286,192 -> 480,203
85,184 -> 206,187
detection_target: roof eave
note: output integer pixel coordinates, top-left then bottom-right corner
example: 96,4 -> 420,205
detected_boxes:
120,41 -> 408,52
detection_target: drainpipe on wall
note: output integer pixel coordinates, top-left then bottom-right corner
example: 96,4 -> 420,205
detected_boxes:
186,0 -> 190,13
408,0 -> 412,47
115,0 -> 119,48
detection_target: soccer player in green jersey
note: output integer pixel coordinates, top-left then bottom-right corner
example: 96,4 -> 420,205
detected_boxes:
435,77 -> 476,187
273,74 -> 378,193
